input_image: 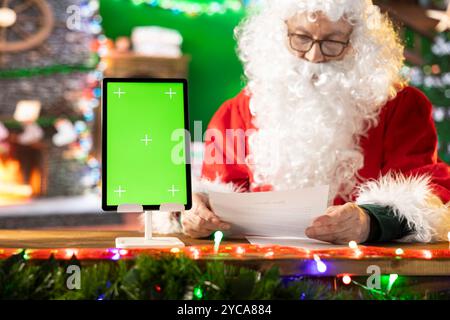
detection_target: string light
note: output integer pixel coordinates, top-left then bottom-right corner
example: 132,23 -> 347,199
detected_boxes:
213,231 -> 224,253
190,247 -> 200,259
23,250 -> 31,260
342,274 -> 352,285
2,245 -> 450,261
423,250 -> 433,259
348,241 -> 363,258
387,274 -> 399,292
354,249 -> 363,258
316,261 -> 327,273
193,286 -> 203,299
348,241 -> 358,249
170,247 -> 180,254
65,249 -> 78,258
110,249 -> 121,260
129,0 -> 244,16
313,254 -> 327,273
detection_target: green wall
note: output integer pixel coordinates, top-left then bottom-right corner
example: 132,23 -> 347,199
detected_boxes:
99,0 -> 246,135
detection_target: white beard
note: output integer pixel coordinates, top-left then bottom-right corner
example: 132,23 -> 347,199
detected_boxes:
246,55 -> 386,202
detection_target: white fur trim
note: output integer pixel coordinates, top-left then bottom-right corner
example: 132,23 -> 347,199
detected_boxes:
356,172 -> 450,243
137,211 -> 183,235
152,211 -> 183,234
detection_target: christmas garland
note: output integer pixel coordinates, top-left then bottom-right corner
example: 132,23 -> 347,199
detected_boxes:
1,251 -> 450,300
129,0 -> 244,16
0,62 -> 98,79
2,116 -> 84,130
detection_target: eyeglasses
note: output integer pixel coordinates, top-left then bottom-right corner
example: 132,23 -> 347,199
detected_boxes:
288,33 -> 350,57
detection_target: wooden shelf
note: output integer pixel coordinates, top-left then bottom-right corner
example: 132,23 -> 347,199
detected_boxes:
103,51 -> 190,78
375,1 -> 439,38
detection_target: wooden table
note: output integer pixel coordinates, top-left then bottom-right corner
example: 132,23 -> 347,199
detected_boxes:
1,230 -> 450,279
0,230 -> 245,248
1,229 -> 449,249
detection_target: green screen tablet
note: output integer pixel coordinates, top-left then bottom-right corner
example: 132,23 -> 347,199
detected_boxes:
102,79 -> 192,211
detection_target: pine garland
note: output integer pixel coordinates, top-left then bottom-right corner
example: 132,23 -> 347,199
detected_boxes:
0,61 -> 98,79
0,251 -> 449,300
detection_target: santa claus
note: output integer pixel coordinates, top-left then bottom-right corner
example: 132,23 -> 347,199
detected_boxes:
155,0 -> 450,244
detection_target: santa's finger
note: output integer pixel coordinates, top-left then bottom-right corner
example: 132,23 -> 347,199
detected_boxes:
183,214 -> 211,230
325,205 -> 340,214
182,218 -> 213,236
305,224 -> 354,237
306,226 -> 352,240
327,204 -> 357,220
311,212 -> 355,227
311,215 -> 332,226
197,206 -> 222,224
194,214 -> 230,231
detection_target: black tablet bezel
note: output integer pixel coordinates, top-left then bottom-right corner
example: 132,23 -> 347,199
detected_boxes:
101,78 -> 192,211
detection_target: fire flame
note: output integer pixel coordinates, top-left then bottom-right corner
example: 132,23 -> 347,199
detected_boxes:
0,156 -> 38,206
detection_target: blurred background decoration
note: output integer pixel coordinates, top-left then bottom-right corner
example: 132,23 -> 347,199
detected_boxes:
0,0 -> 107,227
0,0 -> 448,229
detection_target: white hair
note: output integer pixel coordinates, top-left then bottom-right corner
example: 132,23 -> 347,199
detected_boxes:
236,0 -> 406,201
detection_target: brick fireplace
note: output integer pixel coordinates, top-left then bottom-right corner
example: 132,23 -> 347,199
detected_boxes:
0,126 -> 88,207
0,141 -> 43,206
0,0 -> 97,209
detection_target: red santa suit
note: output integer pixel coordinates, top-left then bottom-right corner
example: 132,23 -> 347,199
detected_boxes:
195,86 -> 450,243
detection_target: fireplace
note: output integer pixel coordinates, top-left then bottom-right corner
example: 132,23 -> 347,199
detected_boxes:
0,130 -> 125,229
0,125 -> 90,207
0,139 -> 46,206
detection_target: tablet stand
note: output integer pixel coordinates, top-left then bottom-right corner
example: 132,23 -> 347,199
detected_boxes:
115,203 -> 185,249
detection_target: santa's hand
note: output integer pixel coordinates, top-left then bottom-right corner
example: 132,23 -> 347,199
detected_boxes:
181,193 -> 231,238
305,203 -> 370,244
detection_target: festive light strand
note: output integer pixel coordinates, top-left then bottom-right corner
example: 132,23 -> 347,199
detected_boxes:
342,274 -> 352,285
213,231 -> 224,253
2,245 -> 450,262
387,274 -> 399,293
313,254 -> 327,273
348,241 -> 358,249
129,0 -> 244,16
193,286 -> 203,299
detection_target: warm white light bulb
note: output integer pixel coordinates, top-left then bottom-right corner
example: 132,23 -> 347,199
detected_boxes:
348,241 -> 358,249
342,275 -> 352,285
0,8 -> 17,28
316,261 -> 327,273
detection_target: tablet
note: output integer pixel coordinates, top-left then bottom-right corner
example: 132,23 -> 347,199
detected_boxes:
102,78 -> 192,211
